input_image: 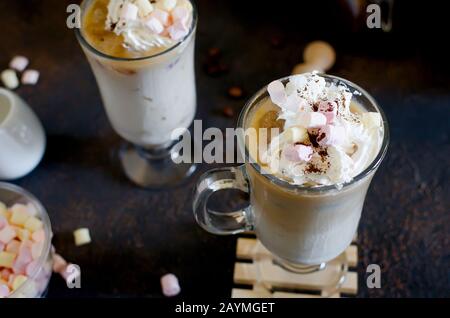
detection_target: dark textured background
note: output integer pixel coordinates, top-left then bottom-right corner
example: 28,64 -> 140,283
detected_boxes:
0,0 -> 449,298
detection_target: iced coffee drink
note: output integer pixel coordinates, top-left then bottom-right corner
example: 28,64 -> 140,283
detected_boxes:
193,73 -> 388,269
76,0 -> 197,187
245,73 -> 385,265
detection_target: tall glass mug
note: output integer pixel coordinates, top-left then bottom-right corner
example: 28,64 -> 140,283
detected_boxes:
76,0 -> 198,188
193,75 -> 389,292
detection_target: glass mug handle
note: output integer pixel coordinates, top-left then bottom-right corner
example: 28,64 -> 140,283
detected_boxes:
193,165 -> 254,235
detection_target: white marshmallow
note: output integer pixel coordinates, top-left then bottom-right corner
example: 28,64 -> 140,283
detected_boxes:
134,0 -> 154,17
317,125 -> 346,146
151,9 -> 170,26
161,273 -> 180,297
281,126 -> 308,144
162,0 -> 177,11
119,2 -> 139,21
73,228 -> 91,246
9,56 -> 29,72
1,69 -> 19,90
145,17 -> 164,34
21,70 -> 40,85
296,112 -> 327,128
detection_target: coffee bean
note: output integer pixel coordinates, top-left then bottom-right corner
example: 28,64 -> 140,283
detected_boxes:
228,86 -> 243,99
222,106 -> 235,118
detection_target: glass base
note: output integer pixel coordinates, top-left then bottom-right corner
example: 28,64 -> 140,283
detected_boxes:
119,142 -> 196,188
253,241 -> 348,297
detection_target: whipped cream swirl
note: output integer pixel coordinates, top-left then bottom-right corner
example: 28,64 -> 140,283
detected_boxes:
263,73 -> 383,187
106,0 -> 193,52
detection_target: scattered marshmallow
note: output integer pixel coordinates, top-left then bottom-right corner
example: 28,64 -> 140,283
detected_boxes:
9,56 -> 29,72
161,273 -> 180,297
303,41 -> 336,72
21,70 -> 40,85
135,0 -> 154,17
1,69 -> 19,90
268,80 -> 287,106
52,254 -> 68,273
297,112 -> 327,128
145,16 -> 164,34
73,228 -> 91,246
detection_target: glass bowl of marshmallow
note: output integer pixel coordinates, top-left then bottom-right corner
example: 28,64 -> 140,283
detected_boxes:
0,182 -> 53,298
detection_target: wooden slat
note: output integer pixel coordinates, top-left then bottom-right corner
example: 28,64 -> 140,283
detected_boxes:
234,261 -> 357,294
237,238 -> 358,268
233,237 -> 358,298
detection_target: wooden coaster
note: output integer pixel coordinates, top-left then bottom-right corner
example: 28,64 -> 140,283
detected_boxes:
232,236 -> 358,298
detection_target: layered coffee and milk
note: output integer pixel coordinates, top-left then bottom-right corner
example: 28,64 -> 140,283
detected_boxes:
245,73 -> 384,265
80,0 -> 196,147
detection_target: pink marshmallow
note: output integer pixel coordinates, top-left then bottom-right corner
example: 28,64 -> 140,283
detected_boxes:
295,144 -> 314,161
161,273 -> 180,297
12,259 -> 27,275
283,145 -> 301,162
0,242 -> 4,251
25,260 -> 40,277
145,16 -> 164,34
168,20 -> 189,41
31,229 -> 45,243
21,70 -> 40,85
151,9 -> 170,26
297,112 -> 327,128
283,144 -> 313,162
120,3 -> 139,21
6,240 -> 21,253
0,226 -> 16,244
9,56 -> 29,72
317,101 -> 337,124
52,254 -> 68,273
0,284 -> 10,298
17,244 -> 33,264
31,242 -> 43,260
0,215 -> 6,230
267,80 -> 286,106
171,6 -> 189,24
316,125 -> 346,146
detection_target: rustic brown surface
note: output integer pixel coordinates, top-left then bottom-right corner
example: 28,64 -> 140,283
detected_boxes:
0,0 -> 449,297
